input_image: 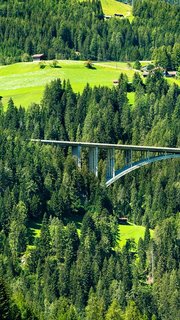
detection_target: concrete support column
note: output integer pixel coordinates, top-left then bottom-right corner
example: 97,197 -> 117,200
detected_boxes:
72,145 -> 81,168
146,151 -> 150,160
125,149 -> 132,166
89,147 -> 98,177
107,148 -> 115,179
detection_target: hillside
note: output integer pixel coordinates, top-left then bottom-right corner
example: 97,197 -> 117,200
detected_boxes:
0,60 -> 136,107
1,60 -> 179,108
0,0 -> 179,65
0,1 -> 180,319
0,70 -> 179,319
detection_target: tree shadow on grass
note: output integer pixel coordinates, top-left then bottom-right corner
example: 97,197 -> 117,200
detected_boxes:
85,65 -> 96,70
50,65 -> 62,69
27,219 -> 42,246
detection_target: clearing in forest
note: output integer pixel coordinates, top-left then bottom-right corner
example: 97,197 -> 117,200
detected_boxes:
26,215 -> 153,251
118,222 -> 154,248
100,0 -> 132,18
1,60 -> 178,108
81,0 -> 132,18
0,60 -> 135,108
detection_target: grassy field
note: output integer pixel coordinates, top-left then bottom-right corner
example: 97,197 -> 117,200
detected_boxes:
81,0 -> 133,20
0,60 -> 135,108
27,219 -> 42,249
117,222 -> 154,248
167,77 -> 180,86
1,60 -> 179,108
26,215 -> 154,251
100,0 -> 132,18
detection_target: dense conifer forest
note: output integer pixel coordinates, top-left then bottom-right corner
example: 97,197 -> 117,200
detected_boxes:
0,0 -> 180,68
0,69 -> 180,319
0,0 -> 180,319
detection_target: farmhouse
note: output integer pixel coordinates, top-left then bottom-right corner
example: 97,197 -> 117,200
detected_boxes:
142,67 -> 167,77
32,54 -> 44,62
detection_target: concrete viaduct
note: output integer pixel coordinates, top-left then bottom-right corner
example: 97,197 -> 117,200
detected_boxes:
31,139 -> 180,187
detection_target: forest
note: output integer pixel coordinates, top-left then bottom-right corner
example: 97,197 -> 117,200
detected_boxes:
0,68 -> 180,319
0,0 -> 180,68
0,0 -> 180,319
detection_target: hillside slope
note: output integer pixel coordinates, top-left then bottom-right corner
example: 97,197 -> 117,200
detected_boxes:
0,69 -> 179,319
0,60 -> 135,107
0,0 -> 179,65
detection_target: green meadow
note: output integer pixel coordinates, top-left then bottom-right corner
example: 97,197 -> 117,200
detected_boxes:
100,0 -> 132,18
27,219 -> 42,250
0,60 -> 135,108
82,0 -> 132,18
1,60 -> 179,108
118,222 -> 154,248
27,215 -> 154,251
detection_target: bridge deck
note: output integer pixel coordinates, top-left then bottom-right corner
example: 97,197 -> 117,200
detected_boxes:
31,139 -> 180,154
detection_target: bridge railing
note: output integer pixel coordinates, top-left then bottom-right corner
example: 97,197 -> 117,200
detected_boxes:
30,139 -> 180,186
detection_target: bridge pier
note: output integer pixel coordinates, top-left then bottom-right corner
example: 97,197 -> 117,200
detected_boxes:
146,151 -> 150,160
107,148 -> 115,179
125,149 -> 132,166
30,140 -> 180,185
141,151 -> 144,159
72,146 -> 81,168
89,147 -> 98,177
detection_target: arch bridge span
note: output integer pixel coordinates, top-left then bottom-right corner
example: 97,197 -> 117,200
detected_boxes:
31,139 -> 180,187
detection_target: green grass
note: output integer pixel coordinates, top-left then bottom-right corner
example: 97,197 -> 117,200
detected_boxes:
127,92 -> 135,105
117,222 -> 154,248
100,0 -> 132,18
1,60 -> 179,109
26,214 -> 154,252
166,77 -> 180,86
0,60 -> 135,108
27,219 -> 42,249
81,0 -> 133,19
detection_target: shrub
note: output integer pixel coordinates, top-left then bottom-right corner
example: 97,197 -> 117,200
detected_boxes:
39,61 -> 46,69
50,60 -> 59,68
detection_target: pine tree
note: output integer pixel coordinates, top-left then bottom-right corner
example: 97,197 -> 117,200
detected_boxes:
105,299 -> 124,320
144,225 -> 151,250
125,300 -> 142,320
0,279 -> 11,320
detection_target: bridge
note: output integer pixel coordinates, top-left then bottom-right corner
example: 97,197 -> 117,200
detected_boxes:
31,139 -> 180,187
